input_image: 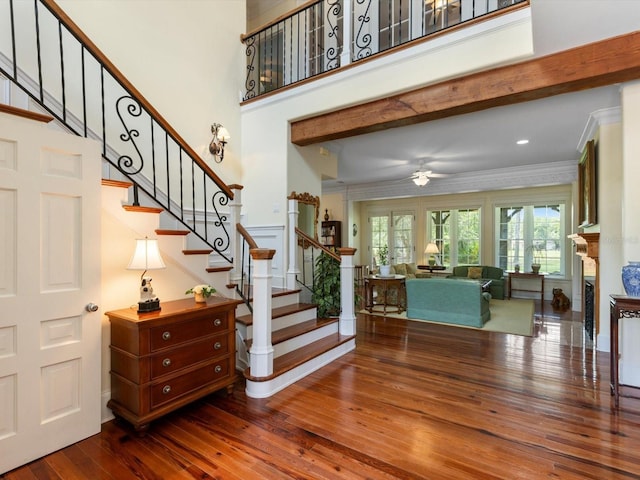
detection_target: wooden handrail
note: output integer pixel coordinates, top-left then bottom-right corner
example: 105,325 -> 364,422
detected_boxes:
0,104 -> 53,123
295,227 -> 341,262
237,223 -> 259,250
42,0 -> 233,200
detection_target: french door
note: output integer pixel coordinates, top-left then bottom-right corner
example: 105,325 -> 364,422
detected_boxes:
369,211 -> 415,266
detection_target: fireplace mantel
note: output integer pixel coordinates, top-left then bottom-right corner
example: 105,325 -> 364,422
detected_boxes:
569,232 -> 600,261
569,232 -> 600,339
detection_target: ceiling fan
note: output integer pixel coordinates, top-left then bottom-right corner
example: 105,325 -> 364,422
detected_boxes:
408,160 -> 448,186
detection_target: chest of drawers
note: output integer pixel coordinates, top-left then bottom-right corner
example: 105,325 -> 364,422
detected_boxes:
106,296 -> 240,432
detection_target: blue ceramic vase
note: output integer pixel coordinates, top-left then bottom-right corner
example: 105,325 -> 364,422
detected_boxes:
622,261 -> 640,297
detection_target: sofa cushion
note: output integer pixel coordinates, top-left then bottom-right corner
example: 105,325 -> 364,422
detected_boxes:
405,263 -> 418,275
393,263 -> 408,275
468,266 -> 483,279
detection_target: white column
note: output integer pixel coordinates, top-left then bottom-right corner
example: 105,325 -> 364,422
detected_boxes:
229,185 -> 243,288
339,247 -> 357,336
286,198 -> 300,290
248,248 -> 275,378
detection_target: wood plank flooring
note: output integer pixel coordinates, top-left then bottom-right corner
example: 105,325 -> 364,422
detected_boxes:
4,302 -> 640,479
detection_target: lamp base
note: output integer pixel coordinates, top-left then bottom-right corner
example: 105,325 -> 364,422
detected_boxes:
137,298 -> 161,313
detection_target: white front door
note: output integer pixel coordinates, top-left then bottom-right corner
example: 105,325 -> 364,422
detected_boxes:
0,112 -> 101,474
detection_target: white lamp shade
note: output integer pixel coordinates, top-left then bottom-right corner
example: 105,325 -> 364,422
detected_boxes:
216,126 -> 230,142
127,238 -> 166,270
424,243 -> 440,254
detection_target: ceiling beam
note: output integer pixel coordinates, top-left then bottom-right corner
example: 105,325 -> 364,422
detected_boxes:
290,31 -> 640,146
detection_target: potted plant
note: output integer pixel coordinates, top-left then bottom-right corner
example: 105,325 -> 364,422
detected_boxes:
527,244 -> 542,274
311,252 -> 341,317
185,284 -> 216,303
378,244 -> 391,276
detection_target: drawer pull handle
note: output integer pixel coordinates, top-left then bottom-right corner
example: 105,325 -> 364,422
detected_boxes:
162,331 -> 171,341
162,385 -> 171,394
215,365 -> 222,373
162,358 -> 171,367
214,318 -> 222,327
213,342 -> 222,350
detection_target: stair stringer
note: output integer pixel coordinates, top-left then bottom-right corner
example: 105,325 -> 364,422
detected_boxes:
101,182 -> 230,293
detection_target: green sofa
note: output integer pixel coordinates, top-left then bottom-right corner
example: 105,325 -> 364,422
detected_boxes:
448,265 -> 505,300
405,278 -> 491,328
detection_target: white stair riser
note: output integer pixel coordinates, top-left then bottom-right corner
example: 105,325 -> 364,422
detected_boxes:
245,339 -> 356,399
273,322 -> 339,358
240,308 -> 317,341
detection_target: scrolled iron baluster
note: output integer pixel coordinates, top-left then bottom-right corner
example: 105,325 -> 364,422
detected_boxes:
244,35 -> 257,100
325,0 -> 342,70
116,95 -> 144,174
210,190 -> 231,253
355,0 -> 373,60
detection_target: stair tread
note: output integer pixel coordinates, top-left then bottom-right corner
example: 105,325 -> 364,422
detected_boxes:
206,266 -> 233,273
182,249 -> 213,255
236,302 -> 316,326
244,333 -> 355,382
156,229 -> 189,236
245,317 -> 337,348
102,179 -> 133,189
122,205 -> 163,214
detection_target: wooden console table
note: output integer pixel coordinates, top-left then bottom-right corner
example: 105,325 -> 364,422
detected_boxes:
609,295 -> 640,407
365,275 -> 406,314
508,272 -> 544,306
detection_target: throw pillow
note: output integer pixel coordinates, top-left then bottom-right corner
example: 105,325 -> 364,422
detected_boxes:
405,262 -> 418,275
467,266 -> 483,279
394,263 -> 407,275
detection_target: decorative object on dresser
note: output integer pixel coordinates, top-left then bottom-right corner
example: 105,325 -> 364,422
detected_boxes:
106,296 -> 241,433
185,284 -> 216,303
127,237 -> 166,313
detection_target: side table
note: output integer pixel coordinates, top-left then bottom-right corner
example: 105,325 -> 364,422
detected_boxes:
365,275 -> 406,314
609,295 -> 640,407
508,272 -> 544,307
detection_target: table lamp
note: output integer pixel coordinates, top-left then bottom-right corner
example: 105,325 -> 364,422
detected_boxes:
127,237 -> 166,313
424,243 -> 439,266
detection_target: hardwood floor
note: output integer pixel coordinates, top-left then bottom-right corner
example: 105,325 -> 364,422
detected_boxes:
4,302 -> 640,479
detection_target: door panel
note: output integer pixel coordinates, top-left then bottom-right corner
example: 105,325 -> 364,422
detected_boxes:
0,112 -> 101,474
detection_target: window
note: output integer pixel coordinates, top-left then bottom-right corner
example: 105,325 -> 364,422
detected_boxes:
369,211 -> 415,265
427,209 -> 480,266
496,204 -> 565,275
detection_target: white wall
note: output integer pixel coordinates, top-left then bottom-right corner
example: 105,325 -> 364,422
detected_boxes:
56,0 -> 246,186
595,121 -> 623,353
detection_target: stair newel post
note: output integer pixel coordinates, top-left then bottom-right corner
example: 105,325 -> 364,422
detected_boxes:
286,197 -> 300,290
248,248 -> 276,377
338,248 -> 357,336
228,185 -> 243,288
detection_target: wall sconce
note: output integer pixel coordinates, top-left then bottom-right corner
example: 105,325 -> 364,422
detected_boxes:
209,123 -> 230,163
424,242 -> 440,266
127,237 -> 166,313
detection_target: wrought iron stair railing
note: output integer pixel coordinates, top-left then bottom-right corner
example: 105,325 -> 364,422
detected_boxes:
0,0 -> 233,261
294,227 -> 341,304
242,0 -> 528,100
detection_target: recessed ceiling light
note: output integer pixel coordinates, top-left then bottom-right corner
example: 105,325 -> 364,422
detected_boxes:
516,139 -> 529,145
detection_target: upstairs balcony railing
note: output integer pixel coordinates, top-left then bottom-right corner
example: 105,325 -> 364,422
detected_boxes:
242,0 -> 527,100
0,0 -> 234,261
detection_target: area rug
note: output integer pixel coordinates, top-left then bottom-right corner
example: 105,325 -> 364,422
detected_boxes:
360,299 -> 534,336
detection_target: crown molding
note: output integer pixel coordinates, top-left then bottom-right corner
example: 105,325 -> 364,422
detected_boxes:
577,106 -> 621,153
322,160 -> 576,201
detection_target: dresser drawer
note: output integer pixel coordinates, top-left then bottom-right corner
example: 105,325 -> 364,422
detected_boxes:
150,358 -> 231,409
150,312 -> 229,351
150,333 -> 229,379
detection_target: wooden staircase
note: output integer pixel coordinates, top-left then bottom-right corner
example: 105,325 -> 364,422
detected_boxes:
101,179 -> 356,399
